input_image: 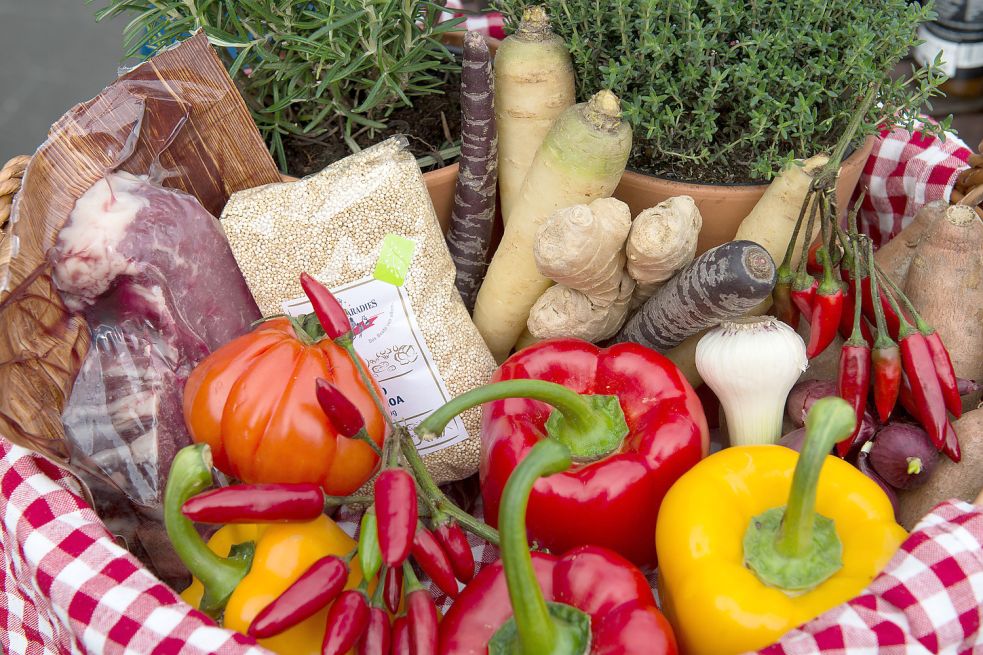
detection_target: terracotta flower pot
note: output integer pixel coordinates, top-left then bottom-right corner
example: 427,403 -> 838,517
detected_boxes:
424,136 -> 876,251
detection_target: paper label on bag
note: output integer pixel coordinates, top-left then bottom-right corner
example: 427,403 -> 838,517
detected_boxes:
283,275 -> 468,454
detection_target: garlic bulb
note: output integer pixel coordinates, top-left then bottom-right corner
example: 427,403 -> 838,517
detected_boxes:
696,316 -> 807,446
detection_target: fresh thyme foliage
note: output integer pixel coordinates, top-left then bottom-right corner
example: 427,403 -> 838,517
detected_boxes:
89,1 -> 465,170
497,0 -> 949,182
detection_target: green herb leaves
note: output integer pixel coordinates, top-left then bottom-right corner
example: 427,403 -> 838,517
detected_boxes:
497,0 -> 947,183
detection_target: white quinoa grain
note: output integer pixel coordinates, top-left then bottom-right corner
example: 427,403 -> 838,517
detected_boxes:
220,137 -> 495,483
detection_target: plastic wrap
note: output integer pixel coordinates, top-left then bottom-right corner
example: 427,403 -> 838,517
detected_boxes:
0,32 -> 279,578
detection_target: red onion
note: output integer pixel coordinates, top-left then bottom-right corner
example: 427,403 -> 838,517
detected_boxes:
778,427 -> 807,452
857,442 -> 899,520
957,377 -> 980,396
869,422 -> 938,490
786,380 -> 837,428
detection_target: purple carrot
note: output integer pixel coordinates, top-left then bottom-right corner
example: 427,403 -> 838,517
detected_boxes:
446,31 -> 498,313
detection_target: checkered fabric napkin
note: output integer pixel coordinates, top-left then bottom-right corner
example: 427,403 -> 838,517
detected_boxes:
5,428 -> 983,654
857,124 -> 972,247
755,500 -> 983,655
0,437 -> 272,655
439,1 -> 507,41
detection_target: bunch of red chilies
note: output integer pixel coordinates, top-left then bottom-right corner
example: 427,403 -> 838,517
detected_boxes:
773,183 -> 962,462
179,274 -> 499,655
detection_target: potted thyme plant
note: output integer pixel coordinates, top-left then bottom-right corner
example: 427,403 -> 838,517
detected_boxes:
496,0 -> 949,243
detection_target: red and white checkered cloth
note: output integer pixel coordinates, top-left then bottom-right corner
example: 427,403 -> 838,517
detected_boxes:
440,1 -> 506,41
2,126 -> 980,653
757,500 -> 983,655
4,432 -> 983,655
857,124 -> 972,247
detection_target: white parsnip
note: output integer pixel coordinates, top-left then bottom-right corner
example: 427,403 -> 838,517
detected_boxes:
472,90 -> 632,362
495,5 -> 575,223
734,154 -> 828,269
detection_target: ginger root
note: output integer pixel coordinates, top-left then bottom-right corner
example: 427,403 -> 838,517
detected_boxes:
626,196 -> 702,304
527,272 -> 635,342
534,197 -> 632,306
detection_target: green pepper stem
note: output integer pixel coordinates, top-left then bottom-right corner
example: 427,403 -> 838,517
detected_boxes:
416,380 -> 628,462
418,380 -> 595,436
164,445 -> 253,616
399,429 -> 500,546
499,439 -> 573,655
776,397 -> 857,558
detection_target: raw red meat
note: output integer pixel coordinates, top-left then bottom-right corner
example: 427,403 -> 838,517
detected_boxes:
51,172 -> 260,506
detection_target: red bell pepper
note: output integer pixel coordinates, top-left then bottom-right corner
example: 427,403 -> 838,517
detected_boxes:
416,339 -> 707,566
438,439 -> 677,655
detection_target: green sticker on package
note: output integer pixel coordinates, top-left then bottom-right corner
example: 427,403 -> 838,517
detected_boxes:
373,233 -> 416,286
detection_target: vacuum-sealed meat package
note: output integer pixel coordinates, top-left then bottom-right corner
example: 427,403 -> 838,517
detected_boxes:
51,172 -> 261,506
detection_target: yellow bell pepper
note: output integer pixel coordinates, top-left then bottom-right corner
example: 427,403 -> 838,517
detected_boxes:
181,517 -> 361,655
656,397 -> 907,655
165,445 -> 362,655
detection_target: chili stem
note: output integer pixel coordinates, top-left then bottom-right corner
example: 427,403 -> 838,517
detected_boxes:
865,238 -> 891,340
873,261 -> 932,333
780,187 -> 816,272
399,432 -> 500,546
796,193 -> 822,276
338,335 -> 395,432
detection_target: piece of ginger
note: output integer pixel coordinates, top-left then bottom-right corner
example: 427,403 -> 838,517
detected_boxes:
534,197 -> 632,307
527,271 -> 635,342
626,196 -> 702,304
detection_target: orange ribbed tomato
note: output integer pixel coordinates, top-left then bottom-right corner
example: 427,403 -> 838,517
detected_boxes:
183,318 -> 386,495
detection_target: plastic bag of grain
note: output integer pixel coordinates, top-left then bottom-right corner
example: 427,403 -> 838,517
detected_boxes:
220,137 -> 495,483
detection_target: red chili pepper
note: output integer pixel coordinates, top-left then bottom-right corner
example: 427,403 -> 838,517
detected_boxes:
248,555 -> 348,638
322,589 -> 370,655
806,250 -> 843,359
872,339 -> 902,423
434,522 -> 475,583
300,272 -> 352,341
356,606 -> 391,655
374,469 -> 417,567
384,563 -> 403,614
837,280 -> 873,343
182,483 -> 324,524
900,375 -> 961,462
412,526 -> 459,599
791,275 -> 818,322
806,240 -> 824,277
924,331 -> 962,418
315,378 -> 366,437
391,616 -> 410,655
407,589 -> 438,655
836,339 -> 870,458
899,330 -> 948,452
